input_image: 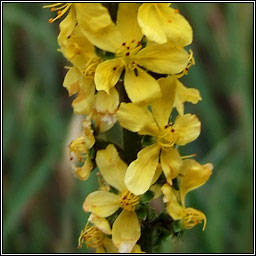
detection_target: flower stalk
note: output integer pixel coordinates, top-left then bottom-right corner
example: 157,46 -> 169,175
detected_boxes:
44,2 -> 213,253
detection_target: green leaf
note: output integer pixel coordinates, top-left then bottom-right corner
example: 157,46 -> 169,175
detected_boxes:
141,135 -> 156,147
136,204 -> 148,221
172,220 -> 183,233
140,190 -> 155,203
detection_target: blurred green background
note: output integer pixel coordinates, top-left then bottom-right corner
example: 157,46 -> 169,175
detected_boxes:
3,3 -> 253,254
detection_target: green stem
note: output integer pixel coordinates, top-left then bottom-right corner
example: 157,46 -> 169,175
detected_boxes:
116,81 -> 142,164
122,128 -> 141,164
139,223 -> 154,253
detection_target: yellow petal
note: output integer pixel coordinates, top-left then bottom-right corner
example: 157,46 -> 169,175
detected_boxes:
83,190 -> 119,217
58,8 -> 97,68
92,112 -> 117,133
151,76 -> 176,127
117,102 -> 159,136
102,238 -> 118,253
125,144 -> 161,195
74,158 -> 93,181
57,6 -> 76,52
76,4 -> 122,52
174,78 -> 202,116
112,210 -> 140,253
124,65 -> 161,103
82,24 -> 122,53
88,214 -> 111,235
151,164 -> 162,185
160,148 -> 182,184
82,120 -> 95,149
92,88 -> 119,132
96,144 -> 127,192
95,59 -> 124,94
95,87 -> 119,113
72,79 -> 95,115
117,3 -> 143,43
150,184 -> 162,199
131,244 -> 145,253
138,3 -> 192,46
161,184 -> 183,220
138,3 -> 169,44
75,3 -> 112,31
134,43 -> 189,74
63,67 -> 95,115
183,207 -> 207,231
96,247 -> 106,253
63,67 -> 81,96
179,159 -> 213,206
173,114 -> 201,146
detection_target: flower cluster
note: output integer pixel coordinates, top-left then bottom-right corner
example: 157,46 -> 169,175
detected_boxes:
45,3 -> 213,253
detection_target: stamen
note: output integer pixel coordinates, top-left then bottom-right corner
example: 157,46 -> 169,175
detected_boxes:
157,125 -> 178,150
78,222 -> 104,249
118,190 -> 140,211
82,58 -> 99,79
175,50 -> 195,78
182,208 -> 206,231
181,153 -> 197,159
115,40 -> 142,57
43,3 -> 72,23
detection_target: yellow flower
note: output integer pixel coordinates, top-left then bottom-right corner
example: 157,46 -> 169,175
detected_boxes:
69,120 -> 95,181
63,66 -> 95,115
137,3 -> 192,46
57,5 -> 100,73
63,66 -> 119,132
161,159 -> 213,230
117,76 -> 201,194
90,88 -> 119,133
83,145 -> 141,253
76,3 -> 190,103
78,213 -> 118,253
